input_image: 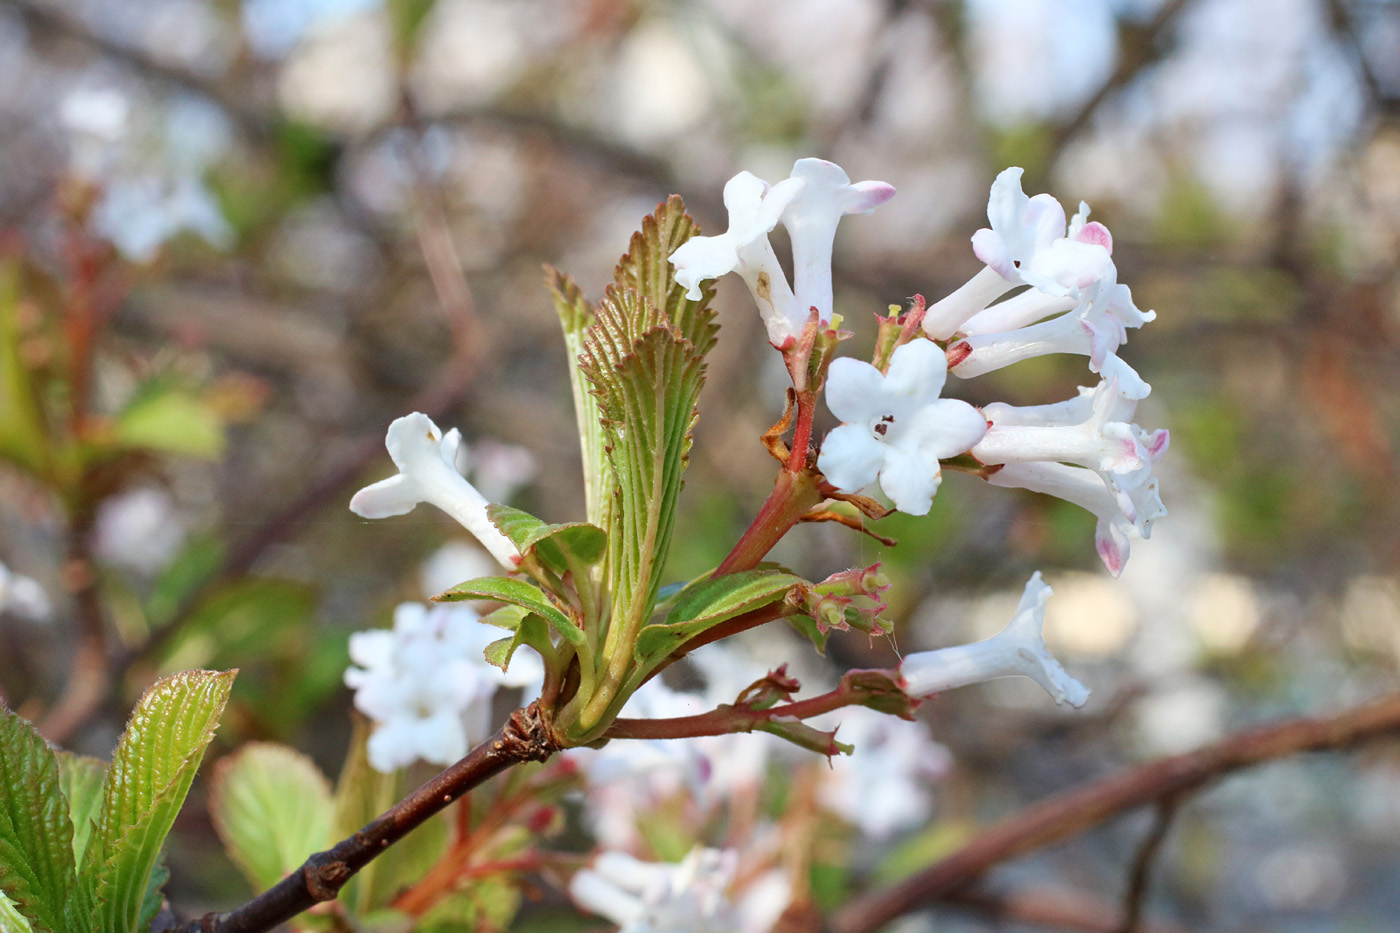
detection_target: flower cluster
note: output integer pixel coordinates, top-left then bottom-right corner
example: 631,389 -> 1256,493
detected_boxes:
816,166 -> 1166,573
570,847 -> 788,933
669,158 -> 894,346
344,601 -> 543,773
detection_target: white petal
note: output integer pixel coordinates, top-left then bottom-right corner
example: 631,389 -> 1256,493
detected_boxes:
349,474 -> 422,519
877,446 -> 941,516
823,357 -> 888,423
816,424 -> 884,494
882,339 -> 948,404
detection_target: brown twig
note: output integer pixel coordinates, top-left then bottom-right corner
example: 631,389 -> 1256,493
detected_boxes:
830,691 -> 1400,933
169,705 -> 557,933
1045,0 -> 1194,163
946,885 -> 1189,933
1116,796 -> 1180,933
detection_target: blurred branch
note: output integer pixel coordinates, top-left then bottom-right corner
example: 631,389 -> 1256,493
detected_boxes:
4,0 -> 273,138
947,885 -> 1189,933
165,705 -> 556,933
1116,797 -> 1180,933
1047,0 -> 1195,163
829,691 -> 1400,933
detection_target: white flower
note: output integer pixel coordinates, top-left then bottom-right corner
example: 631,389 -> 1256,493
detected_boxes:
350,412 -> 520,570
92,487 -> 185,576
670,170 -> 804,344
899,572 -> 1089,707
569,848 -> 741,933
0,562 -> 51,622
949,265 -> 1154,380
923,169 -> 1114,339
814,706 -> 951,839
782,158 -> 895,331
817,340 -> 987,515
669,158 -> 893,346
972,378 -> 1153,479
986,461 -> 1167,577
344,601 -> 543,773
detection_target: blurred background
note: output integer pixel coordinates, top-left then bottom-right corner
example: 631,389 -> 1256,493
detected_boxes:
2,0 -> 1400,929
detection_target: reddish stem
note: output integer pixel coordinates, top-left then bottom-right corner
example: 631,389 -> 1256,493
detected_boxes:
604,677 -> 881,740
714,468 -> 823,577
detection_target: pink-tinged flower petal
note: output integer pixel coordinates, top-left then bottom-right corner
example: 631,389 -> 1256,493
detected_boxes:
971,227 -> 1017,280
844,180 -> 896,213
1076,220 -> 1113,252
1095,520 -> 1131,578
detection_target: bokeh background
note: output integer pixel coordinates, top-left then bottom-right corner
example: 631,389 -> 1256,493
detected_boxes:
2,0 -> 1400,929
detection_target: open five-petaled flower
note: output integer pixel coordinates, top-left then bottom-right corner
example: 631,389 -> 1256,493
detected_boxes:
817,339 -> 987,516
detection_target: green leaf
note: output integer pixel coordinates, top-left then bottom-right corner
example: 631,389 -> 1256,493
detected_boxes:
113,387 -> 225,459
0,707 -> 78,933
159,578 -> 316,671
612,196 -> 718,356
138,863 -> 167,933
437,577 -> 583,647
758,719 -> 850,758
580,302 -> 710,644
209,744 -> 333,892
785,614 -> 830,654
0,894 -> 33,933
84,669 -> 235,933
634,570 -> 803,667
483,614 -> 553,675
486,505 -> 607,576
55,753 -> 106,865
546,266 -> 612,534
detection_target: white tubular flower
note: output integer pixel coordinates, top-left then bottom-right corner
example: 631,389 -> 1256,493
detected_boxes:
669,171 -> 805,345
350,412 -> 520,570
668,159 -> 893,346
569,848 -> 740,933
973,378 -> 1149,478
899,572 -> 1089,707
344,602 -> 543,773
783,158 -> 895,330
949,266 -> 1154,380
0,562 -> 52,622
924,169 -> 1115,339
818,340 -> 988,516
987,461 -> 1167,577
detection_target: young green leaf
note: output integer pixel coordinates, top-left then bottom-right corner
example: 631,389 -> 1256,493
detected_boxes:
486,504 -> 607,576
0,893 -> 33,933
437,577 -> 583,646
83,669 -> 235,933
546,265 -> 613,533
209,743 -> 333,892
580,302 -> 709,648
55,753 -> 106,865
483,613 -> 554,675
633,570 -> 803,668
0,708 -> 78,933
612,195 -> 718,357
